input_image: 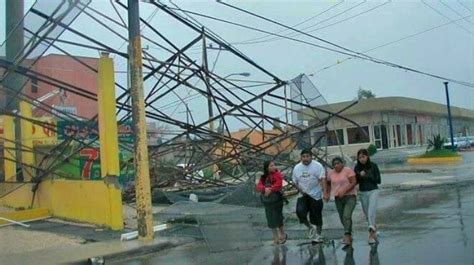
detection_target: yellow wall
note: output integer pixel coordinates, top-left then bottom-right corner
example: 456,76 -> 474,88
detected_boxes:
98,54 -> 120,177
0,116 -> 58,146
2,115 -> 16,181
0,180 -> 123,230
20,101 -> 35,181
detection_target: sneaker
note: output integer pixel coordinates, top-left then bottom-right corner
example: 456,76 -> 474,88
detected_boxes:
312,233 -> 323,243
307,225 -> 316,239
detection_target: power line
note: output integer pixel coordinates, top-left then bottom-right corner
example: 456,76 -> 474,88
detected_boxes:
112,3 -> 160,69
421,0 -> 473,35
232,0 -> 345,45
457,0 -> 472,12
204,1 -> 474,88
295,1 -> 391,36
159,5 -> 375,61
439,0 -> 472,23
312,14 -> 473,75
238,1 -> 390,46
280,1 -> 367,38
166,3 -> 474,87
218,0 -> 376,59
210,47 -> 222,72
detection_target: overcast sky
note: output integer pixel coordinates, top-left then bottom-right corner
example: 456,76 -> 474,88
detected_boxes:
1,0 -> 473,114
158,0 -> 474,109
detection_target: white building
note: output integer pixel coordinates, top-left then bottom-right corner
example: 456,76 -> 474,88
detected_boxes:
302,97 -> 474,156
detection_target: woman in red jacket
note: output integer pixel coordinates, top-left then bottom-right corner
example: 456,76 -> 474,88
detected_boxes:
257,160 -> 287,244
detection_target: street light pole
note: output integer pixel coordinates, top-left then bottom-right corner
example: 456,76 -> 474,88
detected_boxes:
128,0 -> 154,241
444,82 -> 455,152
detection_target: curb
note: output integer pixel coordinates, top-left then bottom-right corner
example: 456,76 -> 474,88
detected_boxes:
0,208 -> 51,226
71,237 -> 195,264
407,156 -> 462,164
382,178 -> 474,191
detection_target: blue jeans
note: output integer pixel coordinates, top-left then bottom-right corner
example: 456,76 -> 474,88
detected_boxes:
359,189 -> 379,231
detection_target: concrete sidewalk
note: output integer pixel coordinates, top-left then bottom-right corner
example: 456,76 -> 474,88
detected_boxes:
1,233 -> 193,265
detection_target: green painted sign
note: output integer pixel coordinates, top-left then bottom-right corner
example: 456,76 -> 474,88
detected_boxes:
55,147 -> 134,184
56,121 -> 134,143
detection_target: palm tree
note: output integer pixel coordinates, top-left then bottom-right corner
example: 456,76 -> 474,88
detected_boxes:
357,87 -> 376,99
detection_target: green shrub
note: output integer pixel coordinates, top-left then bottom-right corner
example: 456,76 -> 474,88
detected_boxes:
418,149 -> 459,158
427,134 -> 446,151
367,144 -> 377,156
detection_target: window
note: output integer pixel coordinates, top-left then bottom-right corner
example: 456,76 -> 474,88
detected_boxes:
327,129 -> 344,146
314,129 -> 344,147
396,125 -> 402,146
373,125 -> 382,149
347,126 -> 370,144
407,124 -> 413,145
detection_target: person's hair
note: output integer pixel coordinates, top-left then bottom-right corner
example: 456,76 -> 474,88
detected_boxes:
356,148 -> 372,169
331,156 -> 344,166
262,160 -> 273,179
300,149 -> 312,156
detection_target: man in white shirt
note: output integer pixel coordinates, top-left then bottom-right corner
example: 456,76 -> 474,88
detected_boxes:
292,149 -> 327,243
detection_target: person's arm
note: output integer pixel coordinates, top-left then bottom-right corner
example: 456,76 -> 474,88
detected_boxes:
269,171 -> 283,192
355,165 -> 368,181
292,168 -> 303,193
324,170 -> 331,201
341,169 -> 357,195
256,177 -> 266,193
322,177 -> 330,202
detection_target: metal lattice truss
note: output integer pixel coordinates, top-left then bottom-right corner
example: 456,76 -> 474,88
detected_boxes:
0,0 -> 364,195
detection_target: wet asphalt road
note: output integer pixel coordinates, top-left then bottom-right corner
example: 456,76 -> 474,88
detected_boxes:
112,182 -> 474,265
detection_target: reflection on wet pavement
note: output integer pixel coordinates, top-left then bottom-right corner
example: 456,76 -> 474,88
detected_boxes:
113,184 -> 474,265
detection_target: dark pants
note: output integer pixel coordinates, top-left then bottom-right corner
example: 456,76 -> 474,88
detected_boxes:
264,200 -> 284,228
296,194 -> 323,227
335,195 -> 357,235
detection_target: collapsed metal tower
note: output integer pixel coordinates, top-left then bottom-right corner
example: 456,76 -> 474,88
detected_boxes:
0,0 -> 363,199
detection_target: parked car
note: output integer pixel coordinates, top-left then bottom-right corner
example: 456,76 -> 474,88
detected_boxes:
443,136 -> 472,149
468,136 -> 474,147
176,163 -> 204,183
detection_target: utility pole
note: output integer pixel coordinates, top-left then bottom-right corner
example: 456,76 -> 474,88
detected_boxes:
261,98 -> 264,142
180,104 -> 191,166
444,82 -> 455,152
284,84 -> 289,129
128,0 -> 154,240
4,0 -> 24,107
202,28 -> 214,132
4,0 -> 25,181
